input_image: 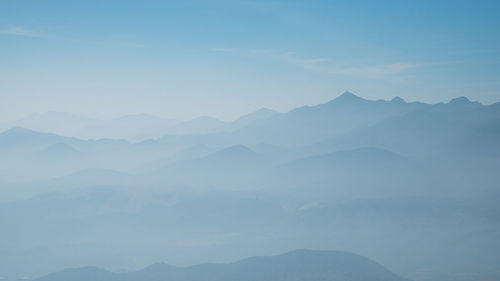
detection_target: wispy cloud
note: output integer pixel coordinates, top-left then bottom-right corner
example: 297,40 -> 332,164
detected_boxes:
332,63 -> 418,77
212,48 -> 275,56
212,47 -> 238,53
281,52 -> 329,66
209,48 -> 418,79
0,27 -> 157,49
248,49 -> 273,55
280,52 -> 418,79
0,27 -> 42,37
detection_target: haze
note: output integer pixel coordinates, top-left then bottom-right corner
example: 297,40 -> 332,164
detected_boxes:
1,0 -> 499,122
1,1 -> 500,281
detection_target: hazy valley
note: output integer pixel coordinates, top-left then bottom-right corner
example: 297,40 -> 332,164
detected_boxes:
1,93 -> 500,281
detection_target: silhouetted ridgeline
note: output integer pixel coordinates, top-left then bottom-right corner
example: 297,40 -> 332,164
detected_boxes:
1,93 -> 499,281
33,250 -> 409,281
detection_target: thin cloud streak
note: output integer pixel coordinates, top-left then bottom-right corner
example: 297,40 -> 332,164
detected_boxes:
0,27 -> 42,37
332,63 -> 418,77
209,48 -> 418,79
280,52 -> 418,79
212,48 -> 238,52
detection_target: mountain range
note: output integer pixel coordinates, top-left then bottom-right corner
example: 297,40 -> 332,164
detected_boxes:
1,92 -> 500,281
33,250 -> 409,281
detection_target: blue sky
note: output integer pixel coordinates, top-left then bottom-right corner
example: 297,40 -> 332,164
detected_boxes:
1,0 -> 499,121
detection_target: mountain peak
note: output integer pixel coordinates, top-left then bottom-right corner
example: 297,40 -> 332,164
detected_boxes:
254,107 -> 278,116
210,144 -> 260,162
3,126 -> 36,135
448,96 -> 471,104
339,91 -> 358,98
231,108 -> 278,125
256,107 -> 276,113
34,250 -> 409,281
139,262 -> 177,273
0,127 -> 66,146
44,143 -> 80,155
331,91 -> 366,104
216,144 -> 255,156
191,115 -> 222,122
115,113 -> 164,121
391,96 -> 406,103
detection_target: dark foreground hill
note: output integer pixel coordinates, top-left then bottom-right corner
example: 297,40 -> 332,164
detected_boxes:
34,249 -> 409,281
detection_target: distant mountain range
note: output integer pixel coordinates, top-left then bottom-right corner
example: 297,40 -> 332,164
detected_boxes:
151,91 -> 500,149
0,107 -> 277,141
1,91 -> 499,189
2,92 -> 498,146
3,91 -> 495,144
1,92 -> 500,281
33,250 -> 409,281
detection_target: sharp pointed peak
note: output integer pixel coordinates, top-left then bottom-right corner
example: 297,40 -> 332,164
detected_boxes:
338,91 -> 360,99
320,91 -> 365,105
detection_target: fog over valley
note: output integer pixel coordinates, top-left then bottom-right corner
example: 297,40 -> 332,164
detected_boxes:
1,93 -> 500,281
2,1 -> 500,280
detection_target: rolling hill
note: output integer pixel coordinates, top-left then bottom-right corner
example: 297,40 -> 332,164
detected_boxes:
34,250 -> 410,281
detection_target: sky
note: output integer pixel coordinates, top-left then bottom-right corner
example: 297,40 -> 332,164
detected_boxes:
1,0 -> 499,121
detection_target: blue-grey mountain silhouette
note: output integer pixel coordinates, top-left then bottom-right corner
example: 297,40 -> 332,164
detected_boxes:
33,250 -> 409,281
